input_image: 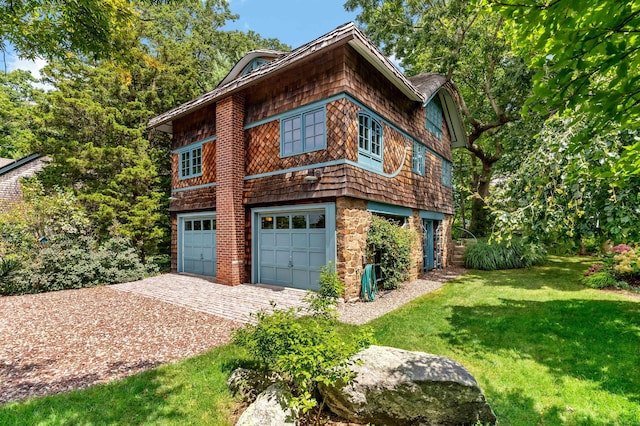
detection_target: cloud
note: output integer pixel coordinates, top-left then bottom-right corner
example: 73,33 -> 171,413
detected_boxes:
8,56 -> 48,79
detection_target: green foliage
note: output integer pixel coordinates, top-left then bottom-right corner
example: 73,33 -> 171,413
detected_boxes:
463,238 -> 546,270
0,70 -> 42,159
0,0 -> 160,61
494,0 -> 640,146
490,117 -> 640,246
0,183 -> 152,295
233,289 -> 373,416
305,262 -> 345,318
581,271 -> 619,289
367,215 -> 416,289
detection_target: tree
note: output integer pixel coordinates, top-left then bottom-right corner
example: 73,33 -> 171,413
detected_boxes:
492,0 -> 640,175
345,0 -> 536,236
0,70 -> 42,158
490,117 -> 640,249
0,0 -> 169,61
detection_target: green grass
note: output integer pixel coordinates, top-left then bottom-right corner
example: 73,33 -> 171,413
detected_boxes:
368,256 -> 640,425
2,256 -> 639,425
0,346 -> 246,425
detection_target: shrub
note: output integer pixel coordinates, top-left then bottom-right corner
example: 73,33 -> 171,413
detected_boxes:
464,238 -> 547,270
367,215 -> 416,289
233,267 -> 372,418
305,262 -> 345,318
582,271 -> 619,289
2,236 -> 150,295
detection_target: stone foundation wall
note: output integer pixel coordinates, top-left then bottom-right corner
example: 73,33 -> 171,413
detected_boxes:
407,213 -> 423,280
335,197 -> 454,300
336,197 -> 372,300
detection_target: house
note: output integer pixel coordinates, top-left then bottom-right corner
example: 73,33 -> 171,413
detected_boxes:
0,154 -> 49,210
149,22 -> 466,299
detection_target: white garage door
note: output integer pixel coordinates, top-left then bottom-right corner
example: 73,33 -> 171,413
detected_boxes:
258,210 -> 326,291
180,216 -> 216,276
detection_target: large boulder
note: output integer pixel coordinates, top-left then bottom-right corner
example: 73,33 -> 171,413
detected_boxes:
235,382 -> 299,426
319,345 -> 497,425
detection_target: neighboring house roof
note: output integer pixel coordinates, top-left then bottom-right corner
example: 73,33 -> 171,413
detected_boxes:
0,154 -> 49,206
148,21 -> 467,148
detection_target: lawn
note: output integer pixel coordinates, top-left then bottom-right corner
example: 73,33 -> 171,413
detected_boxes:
1,256 -> 639,425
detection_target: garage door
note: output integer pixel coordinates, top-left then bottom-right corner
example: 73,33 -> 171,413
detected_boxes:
258,210 -> 326,291
180,216 -> 216,276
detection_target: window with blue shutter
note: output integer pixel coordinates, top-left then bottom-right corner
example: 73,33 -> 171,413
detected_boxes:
358,112 -> 383,170
180,145 -> 203,179
442,160 -> 452,187
281,107 -> 326,157
426,97 -> 443,139
412,141 -> 425,176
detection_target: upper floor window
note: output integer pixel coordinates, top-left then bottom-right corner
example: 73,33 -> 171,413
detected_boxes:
358,112 -> 383,170
180,145 -> 202,179
412,141 -> 425,176
426,97 -> 443,139
281,107 -> 326,157
241,58 -> 270,76
442,160 -> 452,187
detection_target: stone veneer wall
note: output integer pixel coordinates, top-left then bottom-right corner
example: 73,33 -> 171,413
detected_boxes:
336,197 -> 372,300
335,197 -> 454,300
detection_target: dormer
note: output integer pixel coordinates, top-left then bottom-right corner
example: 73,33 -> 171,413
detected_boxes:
217,50 -> 286,87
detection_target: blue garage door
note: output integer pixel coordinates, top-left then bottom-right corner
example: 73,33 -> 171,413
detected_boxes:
258,210 -> 326,291
181,216 -> 216,276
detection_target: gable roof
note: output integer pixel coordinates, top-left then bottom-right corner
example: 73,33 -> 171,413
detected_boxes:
148,22 -> 467,148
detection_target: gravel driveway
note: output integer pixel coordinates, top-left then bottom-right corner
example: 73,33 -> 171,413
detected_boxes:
0,286 -> 240,405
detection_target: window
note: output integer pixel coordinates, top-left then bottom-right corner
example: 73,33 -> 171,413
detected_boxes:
358,112 -> 383,169
240,58 -> 269,76
412,141 -> 425,176
426,97 -> 443,139
281,108 -> 325,157
442,160 -> 452,187
180,145 -> 202,179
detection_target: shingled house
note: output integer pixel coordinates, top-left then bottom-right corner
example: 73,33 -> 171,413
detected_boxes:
149,22 -> 466,299
0,154 -> 49,211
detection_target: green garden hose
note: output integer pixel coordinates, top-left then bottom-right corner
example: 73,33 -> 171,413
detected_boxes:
361,264 -> 377,302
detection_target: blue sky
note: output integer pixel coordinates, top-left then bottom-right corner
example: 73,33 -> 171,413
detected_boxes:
224,0 -> 359,48
2,0 -> 360,78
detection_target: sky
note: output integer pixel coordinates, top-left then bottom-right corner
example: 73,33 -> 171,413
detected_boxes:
223,0 -> 359,48
2,0 -> 360,79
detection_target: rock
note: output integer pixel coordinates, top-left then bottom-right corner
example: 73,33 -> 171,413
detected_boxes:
319,345 -> 497,425
227,368 -> 279,403
235,382 -> 299,426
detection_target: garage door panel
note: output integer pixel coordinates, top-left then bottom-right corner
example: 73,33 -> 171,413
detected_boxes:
291,232 -> 308,248
260,266 -> 276,282
275,233 -> 290,246
309,233 -> 325,249
276,250 -> 290,264
309,251 -> 325,268
292,251 -> 308,267
261,233 -> 276,247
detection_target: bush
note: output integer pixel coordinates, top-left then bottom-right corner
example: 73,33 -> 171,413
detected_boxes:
464,238 -> 547,270
367,215 -> 416,289
305,262 -> 345,318
233,267 -> 372,417
1,236 -> 150,295
582,271 -> 619,289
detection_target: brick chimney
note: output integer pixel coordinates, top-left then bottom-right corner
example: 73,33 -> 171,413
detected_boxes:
215,93 -> 246,285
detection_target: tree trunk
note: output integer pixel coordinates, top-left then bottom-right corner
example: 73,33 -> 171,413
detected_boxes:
468,152 -> 497,237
